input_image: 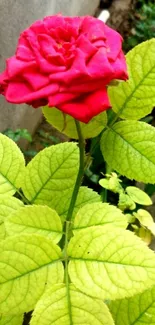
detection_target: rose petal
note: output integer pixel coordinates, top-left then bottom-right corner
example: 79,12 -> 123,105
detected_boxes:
58,100 -> 90,122
5,81 -> 32,102
87,48 -> 114,79
76,35 -> 97,60
0,70 -> 8,84
30,98 -> 48,108
112,51 -> 128,80
104,24 -> 123,61
26,32 -> 66,72
23,70 -> 50,90
6,82 -> 59,103
36,56 -> 67,73
0,70 -> 8,94
38,34 -> 65,65
25,29 -> 43,61
6,56 -> 36,78
49,92 -> 79,106
44,15 -> 81,39
16,34 -> 35,61
44,15 -> 65,31
59,79 -> 107,93
64,16 -> 82,38
85,89 -> 110,112
93,40 -> 106,48
59,88 -> 111,123
49,48 -> 88,82
30,20 -> 49,34
81,17 -> 106,42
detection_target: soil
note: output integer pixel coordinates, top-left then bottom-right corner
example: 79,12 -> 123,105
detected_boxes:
107,0 -> 137,38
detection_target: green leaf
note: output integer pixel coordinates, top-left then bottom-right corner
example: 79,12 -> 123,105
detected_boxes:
3,128 -> 32,143
17,129 -> 32,142
43,106 -> 107,139
108,39 -> 155,120
99,175 -> 122,193
0,234 -> 63,314
0,195 -> 24,240
22,142 -> 79,205
109,285 -> 155,325
134,209 -> 155,236
5,205 -> 62,243
0,134 -> 25,195
136,227 -> 152,245
99,179 -> 110,190
126,186 -> 152,205
57,186 -> 101,222
118,192 -> 136,211
37,185 -> 100,222
73,202 -> 127,232
21,143 -> 100,223
100,121 -> 155,183
0,314 -> 23,325
30,283 -> 114,325
126,213 -> 136,223
68,225 -> 155,300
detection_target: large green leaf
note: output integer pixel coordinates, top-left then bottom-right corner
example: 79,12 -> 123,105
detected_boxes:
68,226 -> 155,300
22,142 -> 79,205
73,202 -> 127,233
100,121 -> 155,183
43,106 -> 107,139
108,39 -> 155,120
0,315 -> 23,325
21,143 -> 100,223
5,205 -> 62,243
0,195 -> 24,239
37,186 -> 100,222
57,187 -> 101,221
109,285 -> 155,325
0,234 -> 63,314
30,283 -> 114,325
0,134 -> 25,195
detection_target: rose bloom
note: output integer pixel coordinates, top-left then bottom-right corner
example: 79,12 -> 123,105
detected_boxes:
0,15 -> 128,123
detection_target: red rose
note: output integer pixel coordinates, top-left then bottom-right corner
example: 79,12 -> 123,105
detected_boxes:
0,15 -> 128,123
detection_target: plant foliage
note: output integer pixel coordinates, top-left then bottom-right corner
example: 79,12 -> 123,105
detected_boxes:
0,39 -> 155,324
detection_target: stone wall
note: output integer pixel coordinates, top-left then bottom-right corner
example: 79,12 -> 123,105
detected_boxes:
0,0 -> 99,133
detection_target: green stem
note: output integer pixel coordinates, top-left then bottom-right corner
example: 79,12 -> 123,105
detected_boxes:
101,163 -> 112,202
63,120 -> 85,248
16,190 -> 30,205
66,120 -> 85,223
62,120 -> 85,323
108,114 -> 119,127
64,220 -> 73,324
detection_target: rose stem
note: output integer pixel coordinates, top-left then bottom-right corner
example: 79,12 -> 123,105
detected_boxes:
62,120 -> 85,322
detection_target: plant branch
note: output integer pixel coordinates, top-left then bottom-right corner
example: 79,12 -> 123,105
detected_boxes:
16,190 -> 30,205
66,120 -> 85,223
62,119 -> 85,258
62,120 -> 85,322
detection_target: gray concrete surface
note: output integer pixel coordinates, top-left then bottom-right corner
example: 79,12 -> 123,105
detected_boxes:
0,0 -> 100,133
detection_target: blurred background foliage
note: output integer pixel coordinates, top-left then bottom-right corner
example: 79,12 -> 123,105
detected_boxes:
124,0 -> 155,51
